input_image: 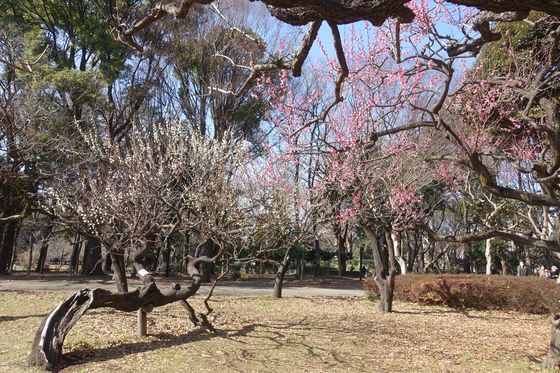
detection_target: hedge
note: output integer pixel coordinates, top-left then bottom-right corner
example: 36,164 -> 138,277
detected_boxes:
363,274 -> 560,314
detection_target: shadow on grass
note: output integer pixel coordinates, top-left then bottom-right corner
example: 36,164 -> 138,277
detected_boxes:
0,313 -> 47,322
57,323 -> 266,371
392,307 -> 540,321
57,317 -> 321,371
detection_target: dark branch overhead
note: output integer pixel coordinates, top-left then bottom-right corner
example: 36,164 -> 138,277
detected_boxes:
263,0 -> 415,26
446,0 -> 560,16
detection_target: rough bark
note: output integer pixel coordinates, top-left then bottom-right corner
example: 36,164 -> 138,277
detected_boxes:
364,225 -> 397,312
102,251 -> 112,273
485,239 -> 492,275
28,254 -> 215,369
358,246 -> 364,281
273,248 -> 293,298
543,314 -> 560,370
500,258 -> 507,275
35,223 -> 53,274
389,230 -> 407,275
68,234 -> 81,276
26,234 -> 34,276
197,239 -> 216,283
110,252 -> 128,292
336,225 -> 347,276
81,236 -> 103,276
313,237 -> 321,277
0,220 -> 18,274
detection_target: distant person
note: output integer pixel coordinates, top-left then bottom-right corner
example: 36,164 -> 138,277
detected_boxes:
539,265 -> 548,278
550,266 -> 559,280
361,266 -> 368,278
518,261 -> 526,276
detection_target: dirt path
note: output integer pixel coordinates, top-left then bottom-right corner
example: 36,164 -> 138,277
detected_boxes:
0,275 -> 365,297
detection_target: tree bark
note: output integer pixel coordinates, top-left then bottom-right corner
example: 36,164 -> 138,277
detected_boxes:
313,237 -> 321,277
35,222 -> 53,274
0,221 -> 18,274
110,252 -> 128,292
485,239 -> 492,275
199,240 -> 216,283
35,241 -> 48,274
359,246 -> 364,281
68,234 -> 81,276
500,258 -> 508,275
81,236 -> 103,276
273,248 -> 293,298
364,225 -> 397,313
28,254 -> 215,370
103,251 -> 112,273
336,224 -> 347,276
26,233 -> 34,276
543,314 -> 560,370
389,230 -> 407,275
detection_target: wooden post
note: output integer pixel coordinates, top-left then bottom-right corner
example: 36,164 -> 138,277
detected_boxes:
137,303 -> 153,337
137,309 -> 147,337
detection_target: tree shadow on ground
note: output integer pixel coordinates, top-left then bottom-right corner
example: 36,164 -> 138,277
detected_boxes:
0,313 -> 47,322
56,317 -> 325,371
58,325 -> 250,371
392,307 -> 540,321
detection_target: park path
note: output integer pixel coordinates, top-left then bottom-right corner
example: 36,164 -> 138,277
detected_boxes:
0,277 -> 365,297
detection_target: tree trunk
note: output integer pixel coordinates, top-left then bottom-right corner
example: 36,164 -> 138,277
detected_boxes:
364,225 -> 397,313
9,224 -> 20,272
543,314 -> 560,370
500,258 -> 508,275
376,275 -> 395,312
0,221 -> 18,275
389,230 -> 407,275
313,237 -> 321,277
103,251 -> 112,273
110,252 -> 128,292
28,254 -> 215,370
151,247 -> 160,272
35,222 -> 53,273
485,239 -> 492,275
523,245 -> 532,272
35,241 -> 48,274
81,236 -> 103,276
359,246 -> 364,281
163,240 -> 171,277
69,234 -> 81,276
273,248 -> 292,298
26,233 -> 34,276
199,240 -> 216,283
295,254 -> 303,280
335,224 -> 348,276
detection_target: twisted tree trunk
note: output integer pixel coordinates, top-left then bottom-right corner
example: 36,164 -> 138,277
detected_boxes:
28,254 -> 218,370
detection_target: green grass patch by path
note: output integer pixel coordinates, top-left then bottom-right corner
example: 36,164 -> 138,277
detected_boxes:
0,291 -> 551,372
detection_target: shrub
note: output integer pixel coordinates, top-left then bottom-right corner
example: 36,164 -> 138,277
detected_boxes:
363,274 -> 560,314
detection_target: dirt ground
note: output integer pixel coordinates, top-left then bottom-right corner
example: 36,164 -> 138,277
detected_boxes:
0,289 -> 552,372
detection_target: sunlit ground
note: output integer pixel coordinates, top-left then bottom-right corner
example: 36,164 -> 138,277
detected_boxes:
0,291 -> 550,372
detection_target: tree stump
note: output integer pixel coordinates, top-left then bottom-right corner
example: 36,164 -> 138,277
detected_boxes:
543,314 -> 560,370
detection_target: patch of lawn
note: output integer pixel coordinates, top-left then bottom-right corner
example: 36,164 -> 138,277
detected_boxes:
0,291 -> 551,372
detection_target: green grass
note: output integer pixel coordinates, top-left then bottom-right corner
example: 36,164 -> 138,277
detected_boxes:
0,290 -> 552,372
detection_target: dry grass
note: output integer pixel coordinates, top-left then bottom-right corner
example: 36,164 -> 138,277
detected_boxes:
0,290 -> 553,372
